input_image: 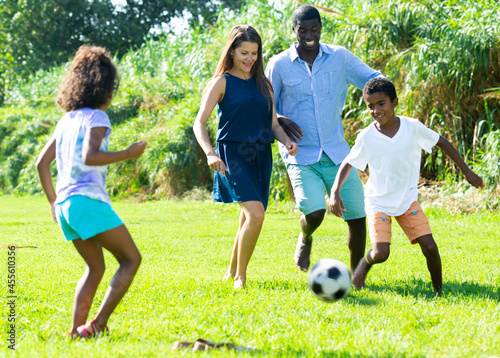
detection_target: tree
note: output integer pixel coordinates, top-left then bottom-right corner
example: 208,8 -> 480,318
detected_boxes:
0,0 -> 243,97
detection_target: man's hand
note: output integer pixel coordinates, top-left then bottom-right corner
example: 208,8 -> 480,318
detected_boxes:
278,115 -> 303,143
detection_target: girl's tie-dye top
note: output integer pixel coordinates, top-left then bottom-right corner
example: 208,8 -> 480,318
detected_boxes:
54,108 -> 112,205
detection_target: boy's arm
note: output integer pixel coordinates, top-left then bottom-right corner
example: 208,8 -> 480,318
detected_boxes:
436,136 -> 484,188
36,137 -> 57,222
329,161 -> 353,218
82,127 -> 146,166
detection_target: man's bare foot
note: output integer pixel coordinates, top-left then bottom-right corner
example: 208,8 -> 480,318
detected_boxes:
352,257 -> 370,290
294,233 -> 312,272
234,276 -> 246,289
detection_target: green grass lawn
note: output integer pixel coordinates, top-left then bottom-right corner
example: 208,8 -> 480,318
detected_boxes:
0,195 -> 499,357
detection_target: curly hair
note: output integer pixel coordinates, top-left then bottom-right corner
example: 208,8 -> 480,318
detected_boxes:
57,45 -> 119,111
363,77 -> 397,101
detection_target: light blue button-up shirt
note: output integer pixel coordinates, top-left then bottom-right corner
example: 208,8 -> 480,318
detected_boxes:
265,42 -> 382,165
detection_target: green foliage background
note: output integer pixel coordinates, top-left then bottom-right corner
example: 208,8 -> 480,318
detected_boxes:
0,0 -> 499,205
0,0 -> 243,82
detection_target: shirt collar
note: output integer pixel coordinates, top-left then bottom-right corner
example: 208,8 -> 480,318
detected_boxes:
289,42 -> 330,62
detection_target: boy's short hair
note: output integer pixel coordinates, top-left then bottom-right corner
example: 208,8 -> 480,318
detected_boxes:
363,77 -> 397,101
292,5 -> 322,27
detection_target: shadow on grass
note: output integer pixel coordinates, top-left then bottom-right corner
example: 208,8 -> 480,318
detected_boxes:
343,295 -> 380,306
252,280 -> 380,306
445,280 -> 499,301
366,278 -> 499,301
254,280 -> 304,291
273,349 -> 425,357
168,345 -> 421,357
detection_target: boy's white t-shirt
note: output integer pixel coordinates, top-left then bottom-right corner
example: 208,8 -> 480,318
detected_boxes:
345,116 -> 440,216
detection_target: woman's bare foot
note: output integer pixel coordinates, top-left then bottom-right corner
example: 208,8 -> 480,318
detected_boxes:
223,270 -> 235,281
234,276 -> 246,289
352,257 -> 370,290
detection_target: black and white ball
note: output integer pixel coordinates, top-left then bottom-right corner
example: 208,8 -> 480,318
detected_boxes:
308,259 -> 351,302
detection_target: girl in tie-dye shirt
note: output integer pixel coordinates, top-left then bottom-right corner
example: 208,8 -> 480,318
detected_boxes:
36,45 -> 146,339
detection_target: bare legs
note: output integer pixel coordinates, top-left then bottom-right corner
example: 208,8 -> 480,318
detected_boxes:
294,209 -> 366,273
346,217 -> 367,273
300,210 -> 325,244
70,241 -> 105,335
223,210 -> 246,281
69,224 -> 141,337
294,210 -> 324,271
351,243 -> 390,290
224,201 -> 265,289
416,234 -> 442,293
352,234 -> 442,293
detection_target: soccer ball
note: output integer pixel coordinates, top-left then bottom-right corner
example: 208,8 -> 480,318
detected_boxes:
308,259 -> 351,302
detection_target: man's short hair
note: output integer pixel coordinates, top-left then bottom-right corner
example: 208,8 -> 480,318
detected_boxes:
292,5 -> 321,27
363,77 -> 397,101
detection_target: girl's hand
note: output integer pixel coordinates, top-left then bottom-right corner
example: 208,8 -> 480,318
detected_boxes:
207,152 -> 228,176
127,140 -> 147,159
285,139 -> 298,156
50,202 -> 57,223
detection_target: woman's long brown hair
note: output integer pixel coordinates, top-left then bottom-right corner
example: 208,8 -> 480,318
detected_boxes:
208,25 -> 273,109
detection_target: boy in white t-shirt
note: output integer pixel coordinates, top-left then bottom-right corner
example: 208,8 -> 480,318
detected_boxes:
329,77 -> 484,294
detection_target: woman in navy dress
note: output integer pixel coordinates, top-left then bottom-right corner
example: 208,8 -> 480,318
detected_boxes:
194,25 -> 298,289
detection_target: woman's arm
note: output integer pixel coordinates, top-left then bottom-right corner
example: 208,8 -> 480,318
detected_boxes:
193,76 -> 228,175
271,102 -> 298,155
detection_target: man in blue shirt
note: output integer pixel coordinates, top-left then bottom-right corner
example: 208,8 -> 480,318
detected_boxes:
265,5 -> 383,273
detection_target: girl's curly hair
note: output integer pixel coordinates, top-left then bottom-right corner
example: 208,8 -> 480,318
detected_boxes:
57,45 -> 119,111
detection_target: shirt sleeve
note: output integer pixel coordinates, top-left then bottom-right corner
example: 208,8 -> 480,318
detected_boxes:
342,48 -> 383,90
414,120 -> 440,153
88,109 -> 112,137
345,135 -> 368,171
265,59 -> 283,115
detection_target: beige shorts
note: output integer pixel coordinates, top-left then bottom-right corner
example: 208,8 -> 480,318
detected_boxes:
368,202 -> 432,245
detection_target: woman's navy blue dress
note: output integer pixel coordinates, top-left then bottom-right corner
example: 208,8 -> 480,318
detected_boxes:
213,73 -> 274,210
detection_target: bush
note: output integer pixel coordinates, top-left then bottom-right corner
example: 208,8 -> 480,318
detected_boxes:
0,0 -> 499,206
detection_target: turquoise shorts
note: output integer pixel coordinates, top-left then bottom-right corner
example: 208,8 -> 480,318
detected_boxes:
286,152 -> 366,220
55,195 -> 123,241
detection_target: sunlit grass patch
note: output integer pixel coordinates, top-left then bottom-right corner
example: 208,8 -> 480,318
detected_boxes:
0,196 -> 499,357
